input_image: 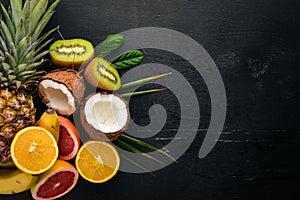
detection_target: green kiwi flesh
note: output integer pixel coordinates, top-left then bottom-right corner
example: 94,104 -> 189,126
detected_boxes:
49,38 -> 94,69
84,57 -> 121,91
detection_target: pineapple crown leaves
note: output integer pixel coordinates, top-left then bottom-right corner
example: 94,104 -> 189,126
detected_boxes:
0,0 -> 61,91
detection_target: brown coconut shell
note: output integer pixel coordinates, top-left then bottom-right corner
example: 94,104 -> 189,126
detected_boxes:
38,69 -> 85,113
79,93 -> 130,141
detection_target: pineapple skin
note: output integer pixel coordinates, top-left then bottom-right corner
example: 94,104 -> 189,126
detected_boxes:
0,89 -> 36,164
0,0 -> 61,165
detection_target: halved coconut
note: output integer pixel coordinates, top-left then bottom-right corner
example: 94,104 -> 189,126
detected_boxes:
80,93 -> 129,141
38,69 -> 85,115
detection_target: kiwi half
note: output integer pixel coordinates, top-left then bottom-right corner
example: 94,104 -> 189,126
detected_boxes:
49,38 -> 94,69
84,57 -> 121,91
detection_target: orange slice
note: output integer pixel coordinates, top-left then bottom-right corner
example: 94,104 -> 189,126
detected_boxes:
11,126 -> 59,175
75,140 -> 120,183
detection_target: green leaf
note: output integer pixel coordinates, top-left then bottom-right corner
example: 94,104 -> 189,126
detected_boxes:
0,36 -> 8,52
31,11 -> 54,42
120,72 -> 171,89
8,74 -> 16,81
120,153 -> 155,176
29,0 -> 48,33
30,0 -> 40,8
21,0 -> 31,33
18,70 -> 36,77
0,3 -> 15,39
10,43 -> 18,61
15,63 -> 27,73
2,62 -> 10,72
119,134 -> 177,163
45,0 -> 61,15
5,52 -> 16,67
34,38 -> 53,56
15,18 -> 25,45
121,88 -> 167,98
95,34 -> 123,58
31,49 -> 49,63
34,26 -> 59,52
112,50 -> 144,69
0,20 -> 14,49
20,40 -> 38,61
10,0 -> 22,26
31,0 -> 60,41
24,61 -> 44,71
23,49 -> 35,63
17,34 -> 30,58
114,139 -> 164,165
21,70 -> 45,82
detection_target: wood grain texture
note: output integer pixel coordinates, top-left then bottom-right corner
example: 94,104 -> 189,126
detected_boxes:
1,0 -> 300,199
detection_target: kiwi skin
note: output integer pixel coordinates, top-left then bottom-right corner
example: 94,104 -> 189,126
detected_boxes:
84,57 -> 121,91
49,38 -> 94,70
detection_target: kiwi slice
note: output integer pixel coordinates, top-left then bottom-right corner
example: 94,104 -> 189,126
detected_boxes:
49,38 -> 94,69
84,57 -> 121,91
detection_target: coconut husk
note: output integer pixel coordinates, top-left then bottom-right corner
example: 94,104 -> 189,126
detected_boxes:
40,69 -> 85,103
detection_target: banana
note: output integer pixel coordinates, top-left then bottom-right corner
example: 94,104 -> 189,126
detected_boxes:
36,108 -> 60,142
0,168 -> 38,194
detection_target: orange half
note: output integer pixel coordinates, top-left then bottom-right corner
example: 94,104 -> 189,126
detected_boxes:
75,140 -> 120,183
11,126 -> 59,174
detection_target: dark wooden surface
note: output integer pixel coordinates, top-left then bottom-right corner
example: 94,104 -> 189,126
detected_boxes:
1,0 -> 300,199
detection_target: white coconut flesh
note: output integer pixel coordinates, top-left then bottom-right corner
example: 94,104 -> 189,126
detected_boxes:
84,94 -> 128,133
38,79 -> 75,115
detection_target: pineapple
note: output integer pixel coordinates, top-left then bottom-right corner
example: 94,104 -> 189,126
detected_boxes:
0,0 -> 60,165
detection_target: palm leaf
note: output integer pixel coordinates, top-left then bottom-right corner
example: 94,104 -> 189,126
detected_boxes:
120,72 -> 171,89
114,139 -> 164,165
120,153 -> 155,176
119,134 -> 177,163
121,88 -> 167,98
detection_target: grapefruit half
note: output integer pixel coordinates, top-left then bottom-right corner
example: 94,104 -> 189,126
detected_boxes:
31,159 -> 79,200
57,116 -> 81,160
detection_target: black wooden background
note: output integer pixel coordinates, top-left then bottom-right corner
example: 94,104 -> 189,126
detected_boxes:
1,0 -> 300,199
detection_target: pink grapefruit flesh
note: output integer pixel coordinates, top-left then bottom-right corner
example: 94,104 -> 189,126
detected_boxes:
31,160 -> 79,200
36,171 -> 77,198
58,116 -> 81,160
